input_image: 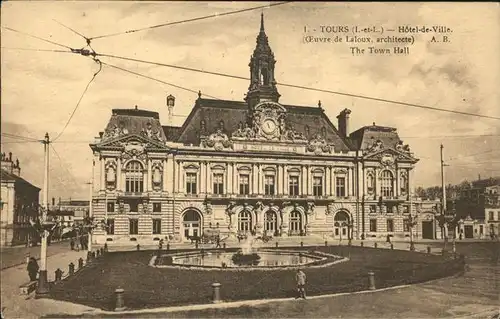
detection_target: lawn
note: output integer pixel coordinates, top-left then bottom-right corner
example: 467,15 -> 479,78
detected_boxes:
48,246 -> 464,311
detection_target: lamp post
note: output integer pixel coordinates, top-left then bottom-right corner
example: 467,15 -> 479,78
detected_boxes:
35,133 -> 52,298
408,213 -> 418,251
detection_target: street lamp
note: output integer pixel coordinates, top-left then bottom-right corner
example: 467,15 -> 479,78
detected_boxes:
408,213 -> 418,251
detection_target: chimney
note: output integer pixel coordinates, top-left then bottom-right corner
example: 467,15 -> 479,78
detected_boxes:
12,158 -> 21,176
336,108 -> 352,137
1,152 -> 13,173
166,94 -> 175,125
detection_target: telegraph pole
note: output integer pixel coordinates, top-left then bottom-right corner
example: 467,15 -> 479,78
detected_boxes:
440,144 -> 449,243
86,179 -> 93,252
36,133 -> 50,298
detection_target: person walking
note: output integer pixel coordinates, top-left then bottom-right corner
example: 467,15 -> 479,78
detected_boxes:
295,269 -> 307,299
215,235 -> 221,248
27,257 -> 39,282
70,238 -> 75,250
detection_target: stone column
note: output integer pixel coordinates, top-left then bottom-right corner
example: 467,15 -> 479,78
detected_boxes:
408,168 -> 413,200
307,165 -> 312,195
227,163 -> 232,195
283,165 -> 288,196
162,159 -> 168,192
375,168 -> 380,197
252,163 -> 257,195
177,160 -> 182,193
330,166 -> 334,196
348,167 -> 354,197
146,159 -> 152,192
200,161 -> 206,194
117,157 -> 122,191
396,168 -> 401,197
277,165 -> 282,195
207,164 -> 212,194
301,166 -> 306,195
325,166 -> 331,197
258,164 -> 263,194
100,157 -> 105,191
232,163 -> 237,195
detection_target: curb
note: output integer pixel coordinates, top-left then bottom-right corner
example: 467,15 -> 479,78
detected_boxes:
87,284 -> 412,316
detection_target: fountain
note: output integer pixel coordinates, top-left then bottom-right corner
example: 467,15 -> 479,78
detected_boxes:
231,234 -> 261,266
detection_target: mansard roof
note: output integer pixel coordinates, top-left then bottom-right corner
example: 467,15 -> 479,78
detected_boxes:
99,106 -> 167,143
170,97 -> 352,152
349,123 -> 402,151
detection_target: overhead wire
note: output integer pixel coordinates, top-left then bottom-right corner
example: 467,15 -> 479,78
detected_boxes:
1,47 -> 73,54
100,60 -> 222,100
1,132 -> 41,142
96,53 -> 500,121
50,143 -> 81,187
448,149 -> 500,161
1,26 -> 74,50
89,1 -> 293,40
52,58 -> 103,142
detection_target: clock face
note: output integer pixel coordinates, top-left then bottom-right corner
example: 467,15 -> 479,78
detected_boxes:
262,119 -> 277,134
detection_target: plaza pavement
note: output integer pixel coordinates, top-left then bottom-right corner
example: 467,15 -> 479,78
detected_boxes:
1,237 -> 498,318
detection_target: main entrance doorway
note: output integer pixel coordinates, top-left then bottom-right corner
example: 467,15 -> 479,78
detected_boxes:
421,221 -> 434,239
333,211 -> 350,240
182,210 -> 202,241
464,225 -> 474,238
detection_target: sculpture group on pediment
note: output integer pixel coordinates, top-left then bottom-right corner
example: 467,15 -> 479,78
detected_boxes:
104,122 -> 129,139
141,122 -> 162,141
306,133 -> 333,154
232,121 -> 256,139
395,140 -> 411,154
365,139 -> 384,154
202,129 -> 233,151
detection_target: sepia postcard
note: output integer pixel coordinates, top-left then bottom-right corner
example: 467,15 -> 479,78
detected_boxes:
1,1 -> 499,318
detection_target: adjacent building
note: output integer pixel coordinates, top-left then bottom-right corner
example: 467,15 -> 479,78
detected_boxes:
0,152 -> 40,246
90,15 -> 426,244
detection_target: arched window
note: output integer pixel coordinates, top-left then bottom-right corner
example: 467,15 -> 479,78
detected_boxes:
381,170 -> 394,197
238,210 -> 252,233
125,161 -> 144,193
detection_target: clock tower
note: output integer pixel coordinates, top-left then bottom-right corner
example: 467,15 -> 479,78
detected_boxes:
245,13 -> 281,111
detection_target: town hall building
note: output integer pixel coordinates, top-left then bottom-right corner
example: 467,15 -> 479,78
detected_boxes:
90,15 -> 430,243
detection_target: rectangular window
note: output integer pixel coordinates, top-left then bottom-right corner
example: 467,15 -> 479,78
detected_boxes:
403,219 -> 410,232
489,211 -> 494,221
107,202 -> 115,213
369,219 -> 377,232
186,173 -> 197,195
152,219 -> 161,234
336,177 -> 346,197
387,219 -> 394,232
213,173 -> 224,195
289,176 -> 299,196
264,175 -> 275,195
239,174 -> 250,195
106,219 -> 115,235
153,203 -> 161,213
313,176 -> 323,196
129,219 -> 138,235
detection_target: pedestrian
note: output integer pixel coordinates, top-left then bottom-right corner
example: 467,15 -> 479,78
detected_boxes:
27,257 -> 39,282
215,235 -> 221,248
386,234 -> 391,244
70,238 -> 75,250
295,269 -> 307,299
80,236 -> 85,250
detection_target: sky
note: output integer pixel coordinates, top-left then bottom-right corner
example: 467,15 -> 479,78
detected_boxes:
1,1 -> 499,200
